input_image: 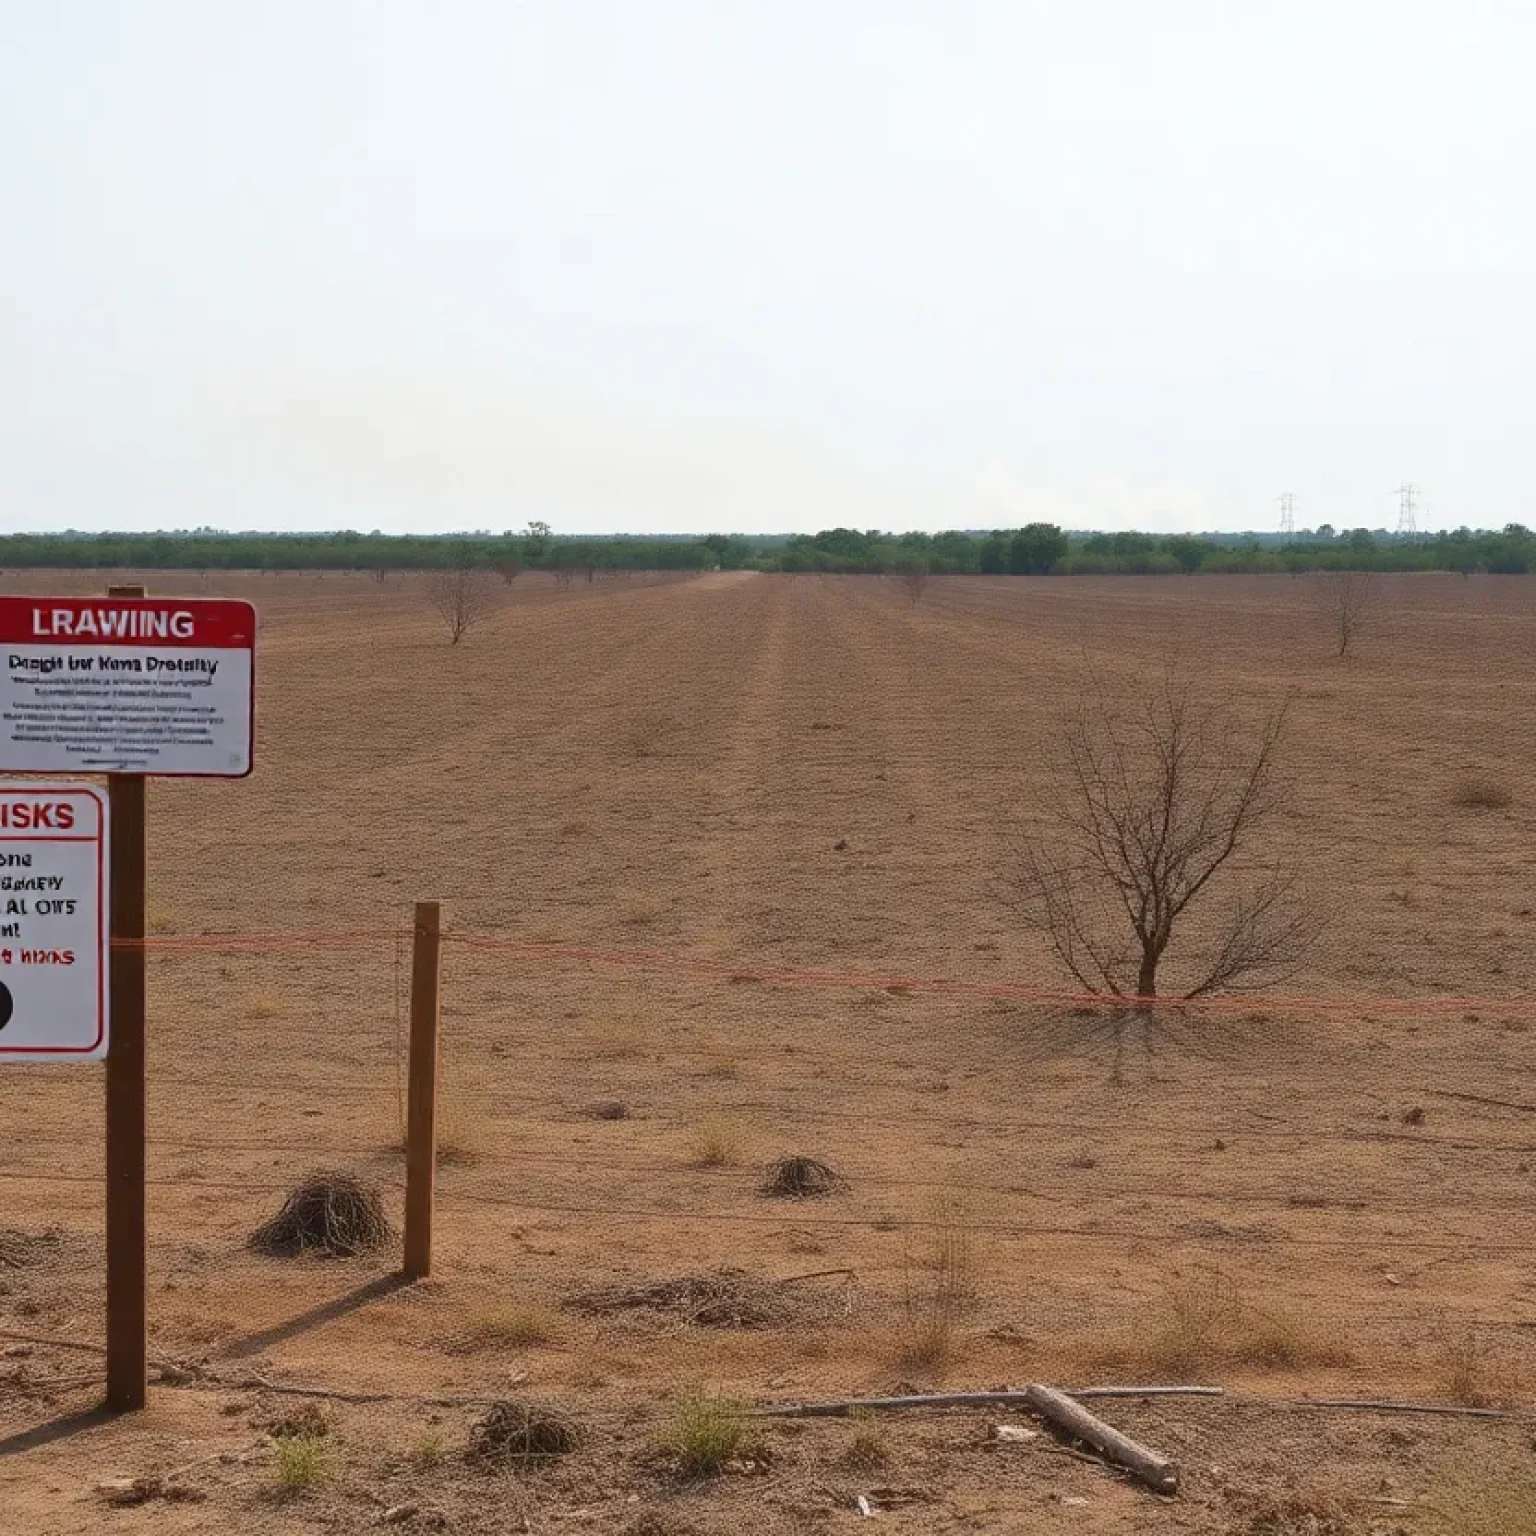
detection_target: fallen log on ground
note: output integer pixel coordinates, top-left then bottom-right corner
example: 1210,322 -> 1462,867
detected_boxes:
1023,1383 -> 1180,1494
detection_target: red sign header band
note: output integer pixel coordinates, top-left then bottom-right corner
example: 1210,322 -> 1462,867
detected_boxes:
0,597 -> 255,650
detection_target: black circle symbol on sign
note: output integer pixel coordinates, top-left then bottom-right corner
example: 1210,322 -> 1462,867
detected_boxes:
0,981 -> 12,1032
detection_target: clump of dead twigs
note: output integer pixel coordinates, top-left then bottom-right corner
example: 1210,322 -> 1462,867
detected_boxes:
761,1156 -> 843,1199
466,1399 -> 581,1467
249,1171 -> 392,1259
566,1267 -> 852,1329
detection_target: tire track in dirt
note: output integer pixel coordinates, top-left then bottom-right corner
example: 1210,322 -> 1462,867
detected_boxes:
798,579 -> 1023,972
660,574 -> 796,956
655,576 -> 972,969
450,570 -> 792,951
435,575 -> 774,936
448,590 -> 728,906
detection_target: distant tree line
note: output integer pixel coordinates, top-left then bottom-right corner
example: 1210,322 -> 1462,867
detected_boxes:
0,521 -> 1532,576
0,526 -> 735,575
770,523 -> 1536,575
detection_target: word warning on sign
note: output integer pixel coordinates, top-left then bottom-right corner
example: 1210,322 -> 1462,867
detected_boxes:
0,596 -> 256,777
0,784 -> 109,1061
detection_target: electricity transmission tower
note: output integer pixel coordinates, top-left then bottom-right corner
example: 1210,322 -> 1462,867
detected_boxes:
1279,492 -> 1295,538
1395,483 -> 1418,541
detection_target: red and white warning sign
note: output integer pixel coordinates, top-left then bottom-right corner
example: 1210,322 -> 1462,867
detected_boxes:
0,597 -> 255,777
0,784 -> 108,1061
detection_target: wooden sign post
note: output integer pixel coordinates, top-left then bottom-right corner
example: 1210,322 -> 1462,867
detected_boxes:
103,584 -> 148,1410
100,581 -> 149,1408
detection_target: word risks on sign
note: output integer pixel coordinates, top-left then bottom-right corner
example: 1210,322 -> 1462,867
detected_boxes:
0,785 -> 109,1062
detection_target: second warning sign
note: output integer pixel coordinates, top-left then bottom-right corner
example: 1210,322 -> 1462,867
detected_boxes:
0,784 -> 109,1061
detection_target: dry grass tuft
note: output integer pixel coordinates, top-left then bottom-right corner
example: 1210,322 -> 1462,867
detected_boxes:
761,1155 -> 842,1199
842,1408 -> 890,1470
1241,1305 -> 1352,1370
661,1391 -> 746,1477
270,1432 -> 332,1494
413,1429 -> 448,1467
1431,1326 -> 1518,1408
1451,777 -> 1513,810
466,1399 -> 581,1468
687,1116 -> 744,1168
1096,1274 -> 1351,1377
249,1171 -> 392,1259
895,1196 -> 978,1376
454,1304 -> 564,1353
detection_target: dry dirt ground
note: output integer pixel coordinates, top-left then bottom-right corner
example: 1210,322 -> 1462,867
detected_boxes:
2,568 -> 1535,1534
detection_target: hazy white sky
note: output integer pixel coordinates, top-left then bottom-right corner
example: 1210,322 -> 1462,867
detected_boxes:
3,2 -> 1533,536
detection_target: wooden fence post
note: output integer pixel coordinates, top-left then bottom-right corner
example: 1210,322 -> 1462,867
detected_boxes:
105,583 -> 148,1411
403,901 -> 442,1279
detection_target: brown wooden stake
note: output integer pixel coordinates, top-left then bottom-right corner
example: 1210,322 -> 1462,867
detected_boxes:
105,584 -> 148,1411
403,900 -> 442,1279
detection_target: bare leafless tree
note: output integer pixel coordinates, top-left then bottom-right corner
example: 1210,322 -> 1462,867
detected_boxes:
1307,569 -> 1382,656
1009,675 -> 1317,1009
895,566 -> 932,605
425,566 -> 495,645
494,554 -> 522,586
